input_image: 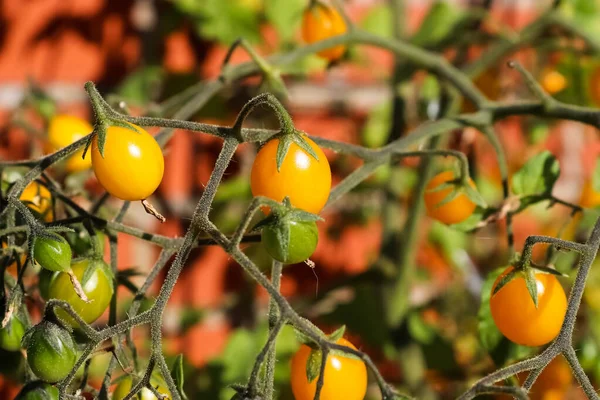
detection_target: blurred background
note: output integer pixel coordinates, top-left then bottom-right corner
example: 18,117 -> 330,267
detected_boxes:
2,0 -> 600,399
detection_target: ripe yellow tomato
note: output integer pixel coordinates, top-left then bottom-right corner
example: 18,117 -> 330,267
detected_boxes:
47,115 -> 93,172
91,123 -> 164,201
528,357 -> 572,400
490,267 -> 567,347
301,4 -> 347,62
20,181 -> 53,222
290,337 -> 367,400
579,179 -> 600,208
250,137 -> 331,214
540,69 -> 567,95
424,171 -> 476,225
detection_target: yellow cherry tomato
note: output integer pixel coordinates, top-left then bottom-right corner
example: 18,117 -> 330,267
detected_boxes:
528,357 -> 572,400
20,181 -> 53,222
540,69 -> 567,95
47,115 -> 93,172
112,375 -> 171,400
91,123 -> 164,201
424,171 -> 476,225
490,267 -> 567,347
290,337 -> 367,400
301,3 -> 347,62
250,137 -> 331,214
579,179 -> 600,208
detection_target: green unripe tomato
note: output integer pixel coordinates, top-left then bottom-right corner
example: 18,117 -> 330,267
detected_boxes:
112,375 -> 171,400
48,259 -> 114,327
25,321 -> 77,383
262,220 -> 318,264
0,315 -> 25,351
67,229 -> 105,258
15,381 -> 59,400
33,235 -> 72,272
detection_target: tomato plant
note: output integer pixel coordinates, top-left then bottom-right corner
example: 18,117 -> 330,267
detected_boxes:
262,218 -> 318,264
33,235 -> 72,272
24,321 -> 77,383
423,171 -> 477,225
19,181 -> 53,222
47,259 -> 113,326
301,3 -> 347,62
490,267 -> 567,347
0,315 -> 25,352
47,115 -> 93,173
112,375 -> 171,400
290,337 -> 367,400
250,137 -> 331,214
91,123 -> 164,201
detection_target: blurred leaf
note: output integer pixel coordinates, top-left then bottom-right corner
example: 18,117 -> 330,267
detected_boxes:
117,66 -> 164,105
411,1 -> 463,47
361,102 -> 392,149
170,354 -> 189,400
478,268 -> 504,352
174,0 -> 261,44
265,0 -> 304,42
511,151 -> 560,197
407,312 -> 436,344
360,5 -> 394,38
214,176 -> 252,203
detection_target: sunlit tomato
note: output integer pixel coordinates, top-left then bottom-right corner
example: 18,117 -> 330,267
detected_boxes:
262,220 -> 318,264
579,179 -> 600,208
301,3 -> 347,61
250,137 -> 331,214
25,321 -> 77,383
490,267 -> 567,347
540,69 -> 567,95
424,171 -> 476,225
15,381 -> 59,400
47,115 -> 93,172
290,337 -> 367,400
48,259 -> 114,326
112,375 -> 171,400
0,315 -> 25,351
33,235 -> 72,272
20,181 -> 53,222
91,123 -> 164,201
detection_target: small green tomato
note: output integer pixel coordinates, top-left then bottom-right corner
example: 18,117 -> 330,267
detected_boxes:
33,235 -> 72,272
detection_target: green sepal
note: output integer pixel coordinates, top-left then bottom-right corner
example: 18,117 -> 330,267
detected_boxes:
290,133 -> 319,161
108,119 -> 143,135
275,134 -> 294,173
306,348 -> 322,383
491,268 -> 519,296
531,264 -> 568,277
294,328 -> 319,349
170,354 -> 189,400
431,186 -> 461,209
327,325 -> 346,342
524,267 -> 539,308
251,214 -> 278,232
329,348 -> 362,361
287,209 -> 323,223
463,184 -> 487,208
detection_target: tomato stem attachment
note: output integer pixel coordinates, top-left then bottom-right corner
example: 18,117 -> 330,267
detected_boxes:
141,199 -> 166,223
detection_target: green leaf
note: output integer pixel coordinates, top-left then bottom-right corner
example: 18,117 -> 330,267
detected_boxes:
116,66 -> 164,105
511,151 -> 560,197
327,325 -> 346,342
275,135 -> 293,172
592,158 -> 600,192
214,176 -> 251,203
264,0 -> 304,42
360,5 -> 394,38
170,354 -> 189,400
306,349 -> 322,383
360,102 -> 391,148
478,268 -> 504,352
524,268 -> 539,308
411,1 -> 463,47
407,311 -> 436,345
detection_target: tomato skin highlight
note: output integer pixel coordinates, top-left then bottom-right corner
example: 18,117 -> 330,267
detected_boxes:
112,375 -> 171,400
290,337 -> 367,400
47,115 -> 93,172
47,259 -> 114,326
91,123 -> 164,201
251,137 -> 331,214
540,69 -> 567,95
15,381 -> 59,400
33,235 -> 72,272
301,4 -> 347,61
0,315 -> 25,351
424,171 -> 476,225
263,220 -> 318,264
490,267 -> 567,347
20,181 -> 53,222
25,322 -> 77,383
